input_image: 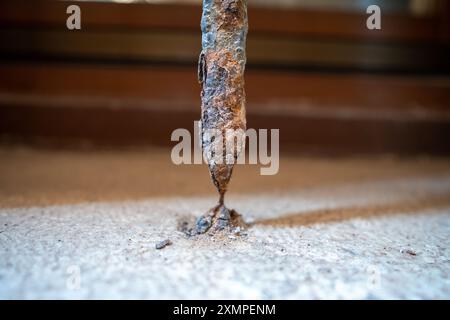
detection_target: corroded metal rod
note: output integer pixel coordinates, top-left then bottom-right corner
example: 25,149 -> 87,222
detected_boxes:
196,0 -> 248,233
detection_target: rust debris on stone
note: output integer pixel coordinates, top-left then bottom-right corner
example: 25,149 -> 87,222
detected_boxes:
155,239 -> 172,250
195,0 -> 248,234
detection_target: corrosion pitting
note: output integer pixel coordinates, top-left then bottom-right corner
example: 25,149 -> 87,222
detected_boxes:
195,0 -> 248,234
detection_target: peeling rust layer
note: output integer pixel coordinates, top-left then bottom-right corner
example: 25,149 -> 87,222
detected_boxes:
199,0 -> 248,203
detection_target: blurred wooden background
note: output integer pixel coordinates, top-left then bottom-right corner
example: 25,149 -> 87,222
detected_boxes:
0,0 -> 449,154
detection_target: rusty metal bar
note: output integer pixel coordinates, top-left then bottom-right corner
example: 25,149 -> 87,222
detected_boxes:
196,0 -> 248,233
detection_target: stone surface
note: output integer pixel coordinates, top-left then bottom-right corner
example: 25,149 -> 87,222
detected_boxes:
0,147 -> 449,299
1,175 -> 449,299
